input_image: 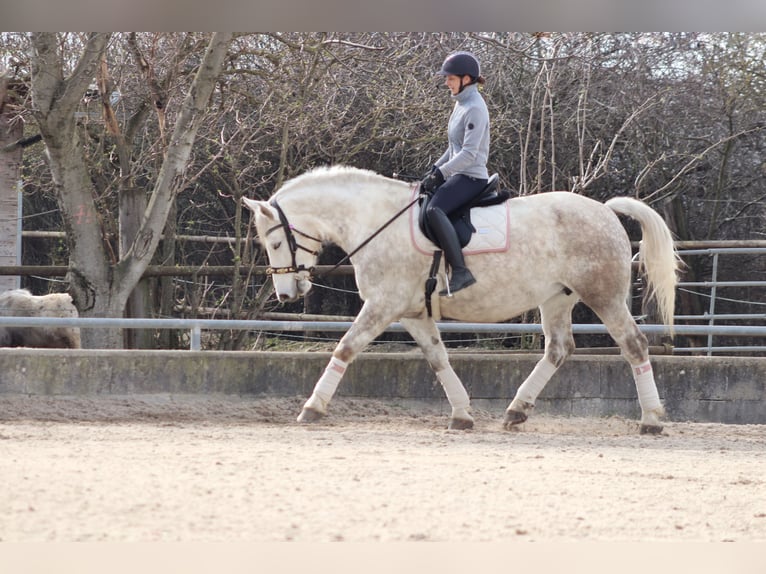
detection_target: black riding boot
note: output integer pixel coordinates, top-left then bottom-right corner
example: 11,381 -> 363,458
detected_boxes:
426,207 -> 477,296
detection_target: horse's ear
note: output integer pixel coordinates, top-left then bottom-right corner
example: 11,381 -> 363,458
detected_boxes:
242,198 -> 277,221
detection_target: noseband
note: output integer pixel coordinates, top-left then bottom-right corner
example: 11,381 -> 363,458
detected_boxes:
264,200 -> 320,277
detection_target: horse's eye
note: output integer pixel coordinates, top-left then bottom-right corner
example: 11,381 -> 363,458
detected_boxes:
271,241 -> 282,250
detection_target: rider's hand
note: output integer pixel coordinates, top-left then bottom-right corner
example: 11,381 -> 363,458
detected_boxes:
420,167 -> 445,194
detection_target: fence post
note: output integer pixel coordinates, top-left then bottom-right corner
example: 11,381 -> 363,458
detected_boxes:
706,252 -> 719,357
190,325 -> 202,351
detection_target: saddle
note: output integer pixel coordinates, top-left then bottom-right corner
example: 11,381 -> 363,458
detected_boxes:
418,174 -> 511,248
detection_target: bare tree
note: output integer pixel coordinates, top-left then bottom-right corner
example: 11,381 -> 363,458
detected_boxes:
28,32 -> 233,348
13,32 -> 766,350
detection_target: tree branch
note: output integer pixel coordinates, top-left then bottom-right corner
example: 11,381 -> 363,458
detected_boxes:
639,125 -> 765,204
117,32 -> 234,291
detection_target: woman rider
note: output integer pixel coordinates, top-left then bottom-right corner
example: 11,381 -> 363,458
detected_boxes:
421,51 -> 490,296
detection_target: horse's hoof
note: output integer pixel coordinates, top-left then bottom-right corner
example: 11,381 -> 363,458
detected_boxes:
640,423 -> 664,435
448,417 -> 474,430
503,409 -> 528,430
297,408 -> 325,423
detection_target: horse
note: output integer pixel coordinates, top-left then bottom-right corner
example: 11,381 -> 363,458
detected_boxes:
243,165 -> 679,434
0,289 -> 81,348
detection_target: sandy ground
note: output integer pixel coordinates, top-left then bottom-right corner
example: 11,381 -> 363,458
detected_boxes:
1,394 -> 765,542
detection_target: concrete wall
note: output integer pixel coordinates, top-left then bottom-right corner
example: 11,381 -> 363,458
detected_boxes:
0,349 -> 763,424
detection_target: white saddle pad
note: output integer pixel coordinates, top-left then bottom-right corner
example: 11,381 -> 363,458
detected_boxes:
410,190 -> 511,256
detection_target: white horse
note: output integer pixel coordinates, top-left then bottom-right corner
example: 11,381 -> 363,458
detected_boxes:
243,165 -> 679,434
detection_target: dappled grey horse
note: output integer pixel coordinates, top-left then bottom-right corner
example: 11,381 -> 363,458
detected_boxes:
243,166 -> 678,434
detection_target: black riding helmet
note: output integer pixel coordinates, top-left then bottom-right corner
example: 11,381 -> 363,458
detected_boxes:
437,51 -> 481,80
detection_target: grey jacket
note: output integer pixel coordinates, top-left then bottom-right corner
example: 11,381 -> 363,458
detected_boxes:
435,84 -> 490,180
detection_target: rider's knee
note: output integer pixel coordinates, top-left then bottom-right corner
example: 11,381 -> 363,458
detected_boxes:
425,205 -> 445,219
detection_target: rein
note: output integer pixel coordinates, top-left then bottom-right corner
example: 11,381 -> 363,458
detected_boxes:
266,189 -> 421,280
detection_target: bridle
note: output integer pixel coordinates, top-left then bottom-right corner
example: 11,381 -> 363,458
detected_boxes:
264,189 -> 421,281
264,200 -> 321,277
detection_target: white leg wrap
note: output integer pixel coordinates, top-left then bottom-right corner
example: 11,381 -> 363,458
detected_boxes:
633,360 -> 662,412
436,367 -> 470,410
516,358 -> 557,405
312,356 -> 348,403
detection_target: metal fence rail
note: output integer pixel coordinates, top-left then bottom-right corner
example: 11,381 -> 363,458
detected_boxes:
2,316 -> 766,352
2,244 -> 765,355
674,247 -> 766,355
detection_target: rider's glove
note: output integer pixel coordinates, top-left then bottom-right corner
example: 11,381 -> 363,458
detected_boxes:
420,167 -> 445,195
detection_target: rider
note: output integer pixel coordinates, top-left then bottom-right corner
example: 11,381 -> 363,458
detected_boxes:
421,51 -> 490,296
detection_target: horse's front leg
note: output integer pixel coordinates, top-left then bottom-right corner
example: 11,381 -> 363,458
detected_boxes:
297,301 -> 398,424
400,317 -> 473,430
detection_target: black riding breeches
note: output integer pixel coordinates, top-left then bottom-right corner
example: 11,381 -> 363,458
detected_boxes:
427,174 -> 488,217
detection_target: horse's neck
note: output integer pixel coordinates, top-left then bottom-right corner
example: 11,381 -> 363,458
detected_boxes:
281,180 -> 409,252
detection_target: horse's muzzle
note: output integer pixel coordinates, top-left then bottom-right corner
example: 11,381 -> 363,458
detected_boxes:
275,276 -> 312,303
276,292 -> 300,303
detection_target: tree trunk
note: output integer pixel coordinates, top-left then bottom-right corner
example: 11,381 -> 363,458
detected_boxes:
120,186 -> 152,348
112,32 -> 234,313
29,32 -> 233,348
158,200 -> 177,348
0,81 -> 22,292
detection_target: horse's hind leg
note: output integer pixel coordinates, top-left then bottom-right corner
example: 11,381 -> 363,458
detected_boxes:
400,317 -> 473,430
504,293 -> 576,430
593,301 -> 664,434
298,300 -> 399,423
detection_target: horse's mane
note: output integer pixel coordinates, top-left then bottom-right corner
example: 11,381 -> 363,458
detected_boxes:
274,165 -> 408,200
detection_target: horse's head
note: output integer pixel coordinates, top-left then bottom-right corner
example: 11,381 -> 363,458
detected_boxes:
243,198 -> 320,303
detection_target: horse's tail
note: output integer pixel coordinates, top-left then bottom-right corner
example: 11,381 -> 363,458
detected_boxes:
605,197 -> 680,331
